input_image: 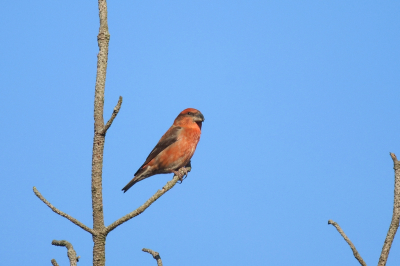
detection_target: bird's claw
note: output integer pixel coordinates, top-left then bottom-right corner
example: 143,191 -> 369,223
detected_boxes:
173,167 -> 189,184
181,167 -> 189,181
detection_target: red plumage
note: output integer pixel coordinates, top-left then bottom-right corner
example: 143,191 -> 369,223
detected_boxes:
122,108 -> 204,192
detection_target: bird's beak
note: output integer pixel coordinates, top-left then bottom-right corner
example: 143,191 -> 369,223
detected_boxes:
193,112 -> 205,122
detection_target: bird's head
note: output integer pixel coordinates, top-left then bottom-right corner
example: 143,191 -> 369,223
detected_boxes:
174,108 -> 205,129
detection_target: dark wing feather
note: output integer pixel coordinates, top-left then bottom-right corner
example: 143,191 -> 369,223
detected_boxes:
134,126 -> 182,175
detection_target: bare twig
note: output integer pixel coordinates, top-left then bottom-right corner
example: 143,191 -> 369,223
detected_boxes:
378,153 -> 400,266
328,220 -> 367,266
142,248 -> 163,266
105,167 -> 191,234
52,240 -> 80,266
51,259 -> 59,266
33,187 -> 94,235
100,96 -> 123,135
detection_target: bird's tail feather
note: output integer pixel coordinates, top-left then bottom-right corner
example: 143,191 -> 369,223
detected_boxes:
122,174 -> 149,193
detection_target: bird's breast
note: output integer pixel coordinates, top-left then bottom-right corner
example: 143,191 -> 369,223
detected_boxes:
157,128 -> 201,171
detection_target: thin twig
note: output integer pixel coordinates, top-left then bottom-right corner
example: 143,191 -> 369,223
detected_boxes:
142,248 -> 163,266
105,167 -> 191,234
51,259 -> 59,266
378,153 -> 400,266
328,220 -> 367,266
52,240 -> 80,266
100,96 -> 123,135
33,187 -> 94,235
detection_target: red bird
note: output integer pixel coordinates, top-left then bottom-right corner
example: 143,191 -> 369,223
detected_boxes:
122,108 -> 204,192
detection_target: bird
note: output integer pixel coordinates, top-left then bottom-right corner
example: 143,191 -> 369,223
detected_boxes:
122,108 -> 204,193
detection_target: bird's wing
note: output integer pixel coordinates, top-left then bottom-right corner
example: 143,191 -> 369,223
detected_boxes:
134,126 -> 182,175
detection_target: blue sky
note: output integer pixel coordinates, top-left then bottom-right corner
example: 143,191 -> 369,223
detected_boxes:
1,1 -> 400,265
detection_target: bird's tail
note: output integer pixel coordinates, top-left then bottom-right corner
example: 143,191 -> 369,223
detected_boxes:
122,173 -> 148,193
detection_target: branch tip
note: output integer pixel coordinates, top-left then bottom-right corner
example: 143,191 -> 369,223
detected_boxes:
390,152 -> 397,162
101,96 -> 123,134
52,240 -> 79,266
33,187 -> 94,235
378,152 -> 400,265
328,220 -> 366,266
143,248 -> 163,266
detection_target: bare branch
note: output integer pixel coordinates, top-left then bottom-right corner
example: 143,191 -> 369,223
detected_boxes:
378,153 -> 400,266
100,96 -> 123,135
33,187 -> 94,235
52,240 -> 80,266
142,248 -> 163,266
91,0 -> 111,265
105,167 -> 191,234
51,259 -> 59,266
328,220 -> 366,266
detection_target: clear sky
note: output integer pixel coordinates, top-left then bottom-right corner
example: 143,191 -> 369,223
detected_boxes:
1,1 -> 400,265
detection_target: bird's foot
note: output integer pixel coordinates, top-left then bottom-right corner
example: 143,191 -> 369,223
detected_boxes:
173,167 -> 189,184
181,167 -> 189,181
172,170 -> 184,183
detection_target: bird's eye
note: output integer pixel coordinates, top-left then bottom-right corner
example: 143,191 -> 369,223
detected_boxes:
187,112 -> 193,115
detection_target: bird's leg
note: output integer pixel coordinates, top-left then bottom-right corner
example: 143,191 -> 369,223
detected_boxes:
172,166 -> 190,183
180,167 -> 189,181
179,167 -> 190,183
172,170 -> 184,183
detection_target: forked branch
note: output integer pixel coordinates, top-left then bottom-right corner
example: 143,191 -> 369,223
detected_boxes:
329,152 -> 400,266
100,96 -> 123,135
52,240 -> 80,266
105,166 -> 191,234
378,153 -> 400,266
142,248 -> 163,266
328,220 -> 366,266
33,187 -> 94,235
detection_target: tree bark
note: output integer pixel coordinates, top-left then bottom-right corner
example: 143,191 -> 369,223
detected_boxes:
142,248 -> 163,266
91,0 -> 110,265
378,153 -> 400,266
51,240 -> 80,266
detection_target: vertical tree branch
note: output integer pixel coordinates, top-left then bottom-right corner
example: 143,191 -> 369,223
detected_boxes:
378,153 -> 400,266
328,220 -> 367,266
51,240 -> 80,266
142,248 -> 163,266
92,0 -> 110,265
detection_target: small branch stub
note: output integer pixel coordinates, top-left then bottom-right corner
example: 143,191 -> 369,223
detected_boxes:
51,259 -> 59,266
328,220 -> 367,266
100,96 -> 123,135
52,240 -> 80,266
142,248 -> 163,266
